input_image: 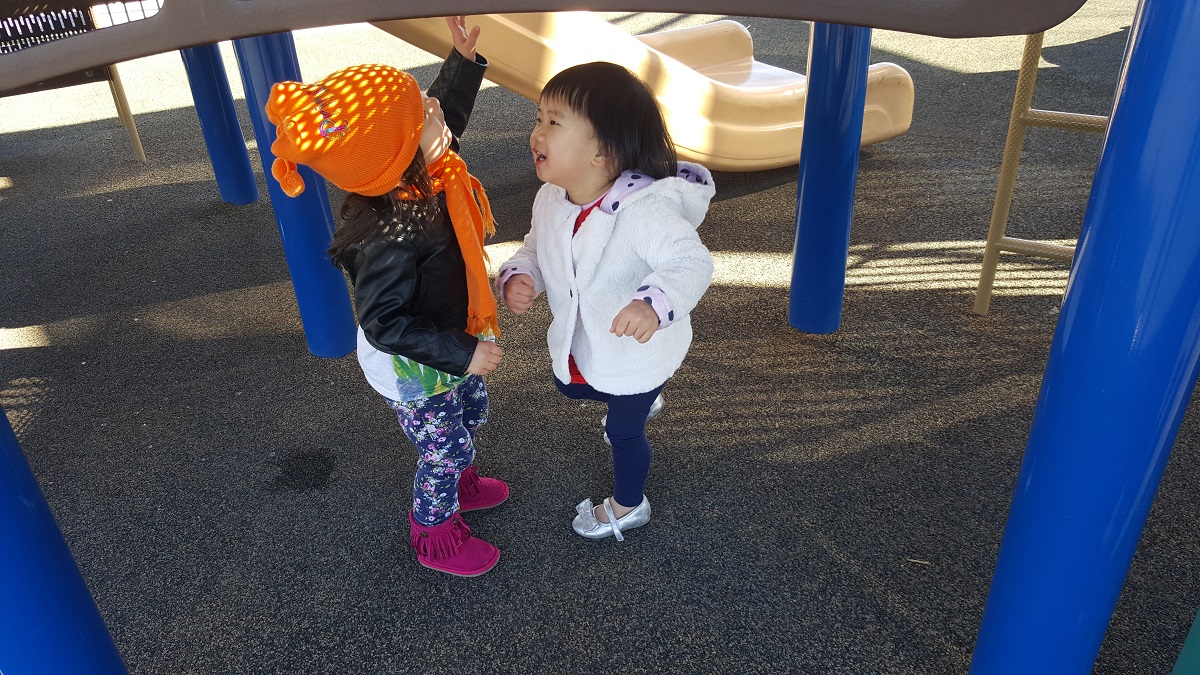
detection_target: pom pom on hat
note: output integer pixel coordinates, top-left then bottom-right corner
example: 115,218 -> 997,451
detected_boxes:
265,65 -> 425,197
271,158 -> 305,197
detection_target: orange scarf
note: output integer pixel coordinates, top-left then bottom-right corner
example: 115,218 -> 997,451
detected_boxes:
400,150 -> 499,337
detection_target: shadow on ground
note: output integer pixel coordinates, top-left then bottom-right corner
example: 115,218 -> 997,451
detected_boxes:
1,8 -> 1195,675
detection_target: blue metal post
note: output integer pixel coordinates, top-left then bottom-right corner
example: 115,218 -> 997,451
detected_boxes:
970,0 -> 1200,672
180,44 -> 258,205
0,408 -> 127,673
788,23 -> 872,334
232,33 -> 356,358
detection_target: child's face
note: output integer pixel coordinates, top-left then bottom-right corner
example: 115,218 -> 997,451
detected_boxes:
419,95 -> 452,165
531,96 -> 612,204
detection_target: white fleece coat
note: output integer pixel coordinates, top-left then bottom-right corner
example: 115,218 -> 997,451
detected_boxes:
502,162 -> 715,395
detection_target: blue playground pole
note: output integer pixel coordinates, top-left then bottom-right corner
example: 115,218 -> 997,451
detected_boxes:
788,23 -> 872,334
180,44 -> 258,205
0,408 -> 127,674
970,0 -> 1200,671
232,33 -> 356,359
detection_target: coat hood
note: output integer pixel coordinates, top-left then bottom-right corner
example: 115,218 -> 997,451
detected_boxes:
598,161 -> 715,228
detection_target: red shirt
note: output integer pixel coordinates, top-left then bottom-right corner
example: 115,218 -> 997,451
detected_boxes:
567,199 -> 601,384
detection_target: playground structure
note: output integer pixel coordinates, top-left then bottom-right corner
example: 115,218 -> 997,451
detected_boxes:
3,0 -> 1200,673
0,3 -> 147,162
972,30 -> 1109,316
372,13 -> 913,171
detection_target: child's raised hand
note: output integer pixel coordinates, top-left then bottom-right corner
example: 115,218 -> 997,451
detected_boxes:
445,15 -> 480,62
503,274 -> 537,315
610,300 -> 659,344
467,339 -> 504,376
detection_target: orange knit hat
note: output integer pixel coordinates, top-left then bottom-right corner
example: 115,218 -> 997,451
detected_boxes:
265,64 -> 423,197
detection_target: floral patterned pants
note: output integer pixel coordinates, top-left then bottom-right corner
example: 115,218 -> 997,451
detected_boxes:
387,374 -> 488,526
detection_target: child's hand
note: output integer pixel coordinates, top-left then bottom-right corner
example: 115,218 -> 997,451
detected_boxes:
610,300 -> 659,343
503,274 -> 537,315
467,340 -> 504,376
445,15 -> 480,62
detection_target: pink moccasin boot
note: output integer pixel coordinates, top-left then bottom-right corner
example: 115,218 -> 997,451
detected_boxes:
409,511 -> 500,577
457,465 -> 510,512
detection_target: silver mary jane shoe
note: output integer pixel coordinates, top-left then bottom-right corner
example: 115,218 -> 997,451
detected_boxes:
572,497 -> 652,541
601,394 -> 665,447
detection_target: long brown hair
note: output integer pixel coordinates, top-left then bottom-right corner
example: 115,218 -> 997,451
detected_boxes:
327,151 -> 441,266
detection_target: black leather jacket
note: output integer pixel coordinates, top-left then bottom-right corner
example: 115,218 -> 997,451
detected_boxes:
334,49 -> 488,377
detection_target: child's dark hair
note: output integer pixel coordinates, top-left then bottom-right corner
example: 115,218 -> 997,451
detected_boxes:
541,62 -> 677,180
327,151 -> 440,265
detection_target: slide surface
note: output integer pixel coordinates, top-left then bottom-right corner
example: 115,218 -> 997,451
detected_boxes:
373,13 -> 914,172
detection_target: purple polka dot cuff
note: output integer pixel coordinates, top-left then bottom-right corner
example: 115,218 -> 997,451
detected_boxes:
634,285 -> 674,328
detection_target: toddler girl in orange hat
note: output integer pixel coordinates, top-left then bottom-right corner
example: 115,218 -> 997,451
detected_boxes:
266,16 -> 507,577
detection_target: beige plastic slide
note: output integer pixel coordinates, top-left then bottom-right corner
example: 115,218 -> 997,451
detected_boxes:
372,13 -> 914,172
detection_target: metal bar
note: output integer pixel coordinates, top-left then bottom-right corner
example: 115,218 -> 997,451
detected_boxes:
973,32 -> 1045,316
787,22 -> 872,333
105,63 -> 147,162
0,408 -> 128,674
232,32 -> 356,358
1022,108 -> 1108,132
996,237 -> 1076,261
970,0 -> 1200,670
181,43 -> 258,204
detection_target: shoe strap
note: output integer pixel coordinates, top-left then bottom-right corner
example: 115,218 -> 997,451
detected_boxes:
603,498 -> 625,542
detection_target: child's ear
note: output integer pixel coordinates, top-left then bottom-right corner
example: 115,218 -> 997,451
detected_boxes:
590,150 -> 612,169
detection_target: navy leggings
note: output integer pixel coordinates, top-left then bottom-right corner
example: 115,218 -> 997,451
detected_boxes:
554,377 -> 664,509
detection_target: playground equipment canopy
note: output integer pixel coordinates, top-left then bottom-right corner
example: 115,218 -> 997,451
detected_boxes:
0,0 -> 1089,92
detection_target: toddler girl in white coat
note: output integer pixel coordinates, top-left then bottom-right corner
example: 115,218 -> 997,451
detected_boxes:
498,62 -> 715,541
